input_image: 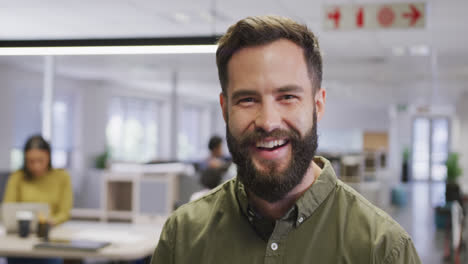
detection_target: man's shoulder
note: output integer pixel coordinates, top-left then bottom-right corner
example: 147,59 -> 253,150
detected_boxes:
170,178 -> 238,224
334,180 -> 414,259
337,180 -> 408,232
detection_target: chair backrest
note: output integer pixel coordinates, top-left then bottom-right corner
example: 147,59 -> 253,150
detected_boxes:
0,171 -> 11,202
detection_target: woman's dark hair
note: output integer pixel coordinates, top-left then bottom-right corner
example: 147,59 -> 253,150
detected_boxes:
22,134 -> 53,180
208,136 -> 223,151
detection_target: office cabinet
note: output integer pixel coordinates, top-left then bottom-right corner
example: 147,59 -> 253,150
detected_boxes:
100,163 -> 190,222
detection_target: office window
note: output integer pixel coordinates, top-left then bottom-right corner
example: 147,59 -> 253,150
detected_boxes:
106,97 -> 159,163
412,117 -> 450,181
51,96 -> 75,168
178,104 -> 211,161
178,105 -> 201,160
11,91 -> 75,170
11,86 -> 42,170
412,118 -> 430,181
10,149 -> 23,171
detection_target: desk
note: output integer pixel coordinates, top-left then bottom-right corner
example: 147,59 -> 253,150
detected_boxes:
0,220 -> 164,261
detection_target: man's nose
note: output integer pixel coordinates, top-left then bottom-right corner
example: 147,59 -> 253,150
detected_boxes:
254,101 -> 281,133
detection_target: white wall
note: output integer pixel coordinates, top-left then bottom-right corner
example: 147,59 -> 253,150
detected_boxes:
320,103 -> 390,131
318,103 -> 390,153
0,68 -> 13,170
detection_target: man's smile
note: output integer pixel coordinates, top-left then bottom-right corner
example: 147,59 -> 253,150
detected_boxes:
250,137 -> 291,161
255,138 -> 289,150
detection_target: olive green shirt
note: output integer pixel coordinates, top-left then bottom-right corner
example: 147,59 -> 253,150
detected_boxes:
152,157 -> 421,264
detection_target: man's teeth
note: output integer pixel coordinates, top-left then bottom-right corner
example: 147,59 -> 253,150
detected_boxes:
256,139 -> 286,149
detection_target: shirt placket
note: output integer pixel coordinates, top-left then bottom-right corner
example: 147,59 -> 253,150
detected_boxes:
264,218 -> 294,264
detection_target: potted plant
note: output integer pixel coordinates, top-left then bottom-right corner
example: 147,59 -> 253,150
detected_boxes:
95,149 -> 110,169
445,152 -> 462,203
401,147 -> 410,183
435,153 -> 463,229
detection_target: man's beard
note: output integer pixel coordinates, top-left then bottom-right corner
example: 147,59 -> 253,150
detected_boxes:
226,110 -> 318,203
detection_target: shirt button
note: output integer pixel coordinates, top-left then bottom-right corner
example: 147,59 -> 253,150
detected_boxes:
271,242 -> 278,251
298,217 -> 304,223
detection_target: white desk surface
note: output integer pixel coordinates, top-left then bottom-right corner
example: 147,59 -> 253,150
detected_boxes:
0,220 -> 164,260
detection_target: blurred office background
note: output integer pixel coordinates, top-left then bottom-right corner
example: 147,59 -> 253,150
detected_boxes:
0,0 -> 467,263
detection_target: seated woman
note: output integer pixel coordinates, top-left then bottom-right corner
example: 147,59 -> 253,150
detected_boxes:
3,135 -> 73,264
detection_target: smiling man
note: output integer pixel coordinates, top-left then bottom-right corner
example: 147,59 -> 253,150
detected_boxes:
151,15 -> 421,264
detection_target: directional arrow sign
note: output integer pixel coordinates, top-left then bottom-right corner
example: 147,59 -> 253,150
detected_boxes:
403,4 -> 422,26
324,2 -> 425,30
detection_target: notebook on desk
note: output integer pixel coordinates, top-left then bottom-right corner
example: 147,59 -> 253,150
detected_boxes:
34,239 -> 111,251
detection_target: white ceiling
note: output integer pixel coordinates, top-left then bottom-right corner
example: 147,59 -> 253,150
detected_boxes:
0,0 -> 467,108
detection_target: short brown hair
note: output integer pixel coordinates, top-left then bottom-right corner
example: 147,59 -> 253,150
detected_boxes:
216,15 -> 322,96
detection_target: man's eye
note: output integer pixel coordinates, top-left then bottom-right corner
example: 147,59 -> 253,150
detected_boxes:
282,95 -> 297,100
238,98 -> 255,104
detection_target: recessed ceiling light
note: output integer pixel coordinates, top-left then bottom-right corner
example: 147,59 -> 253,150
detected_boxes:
173,12 -> 191,23
200,11 -> 215,23
409,45 -> 430,56
392,46 -> 406,56
0,45 -> 218,56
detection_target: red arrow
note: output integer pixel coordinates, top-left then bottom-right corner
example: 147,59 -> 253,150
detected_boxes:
327,8 -> 341,28
403,4 -> 421,26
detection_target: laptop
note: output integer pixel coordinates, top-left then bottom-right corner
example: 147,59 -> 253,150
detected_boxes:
1,202 -> 50,233
35,239 -> 111,251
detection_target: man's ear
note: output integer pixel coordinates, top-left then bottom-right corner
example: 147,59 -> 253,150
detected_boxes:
314,88 -> 326,122
220,93 -> 228,123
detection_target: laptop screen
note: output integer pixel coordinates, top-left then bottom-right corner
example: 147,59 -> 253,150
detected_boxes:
1,202 -> 49,232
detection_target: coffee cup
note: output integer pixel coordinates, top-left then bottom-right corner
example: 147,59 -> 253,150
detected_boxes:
37,221 -> 50,240
16,211 -> 33,238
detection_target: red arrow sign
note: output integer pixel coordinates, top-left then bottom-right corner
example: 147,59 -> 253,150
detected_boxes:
324,2 -> 425,30
327,8 -> 341,28
403,4 -> 421,26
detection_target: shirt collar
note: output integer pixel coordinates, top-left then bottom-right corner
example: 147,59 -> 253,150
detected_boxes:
236,156 -> 338,226
294,156 -> 337,224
